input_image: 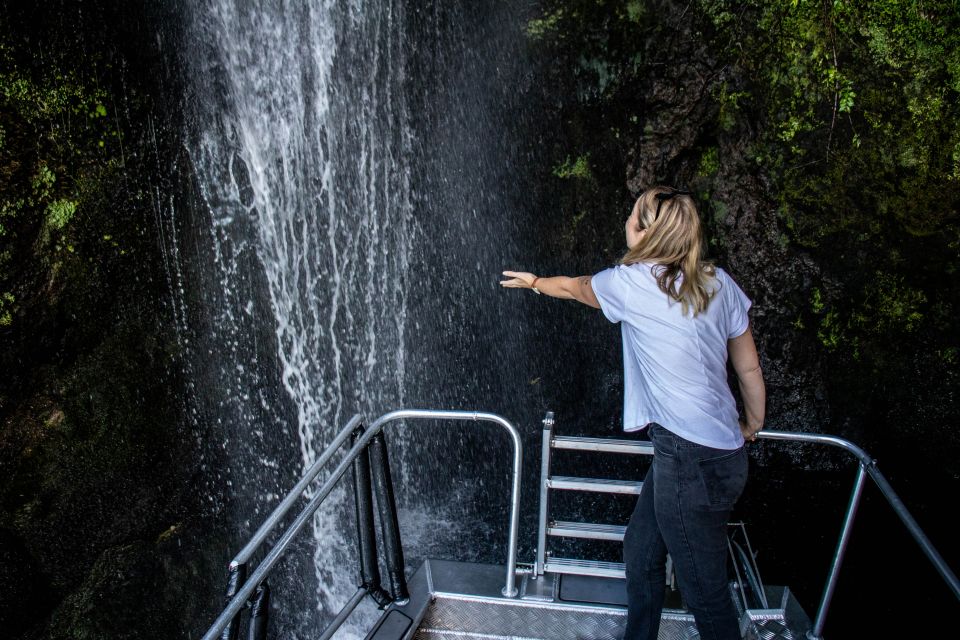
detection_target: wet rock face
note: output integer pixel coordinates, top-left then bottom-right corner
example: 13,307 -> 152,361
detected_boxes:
617,17 -> 831,439
36,528 -> 225,640
0,2 -> 225,638
522,2 -> 838,450
0,527 -> 47,636
707,169 -> 829,434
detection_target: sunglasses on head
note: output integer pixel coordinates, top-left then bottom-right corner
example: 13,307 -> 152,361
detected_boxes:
653,188 -> 692,222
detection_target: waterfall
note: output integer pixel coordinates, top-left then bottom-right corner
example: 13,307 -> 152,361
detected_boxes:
166,0 -> 543,636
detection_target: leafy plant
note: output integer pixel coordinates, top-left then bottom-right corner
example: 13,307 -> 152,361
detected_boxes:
0,32 -> 122,325
553,154 -> 594,180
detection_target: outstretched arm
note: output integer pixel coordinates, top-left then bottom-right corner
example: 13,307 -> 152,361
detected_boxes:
729,324 -> 765,441
500,271 -> 600,309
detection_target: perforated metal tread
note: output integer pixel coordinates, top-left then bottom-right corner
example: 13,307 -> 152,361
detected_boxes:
547,476 -> 643,494
543,557 -> 626,579
551,435 -> 653,455
547,521 -> 626,541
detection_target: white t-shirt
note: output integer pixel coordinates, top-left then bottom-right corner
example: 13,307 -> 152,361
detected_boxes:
591,263 -> 751,450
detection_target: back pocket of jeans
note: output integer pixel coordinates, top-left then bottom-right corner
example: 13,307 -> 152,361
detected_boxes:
697,448 -> 747,509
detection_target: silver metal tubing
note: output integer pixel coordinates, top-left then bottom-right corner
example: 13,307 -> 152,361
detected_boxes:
364,410 -> 523,597
740,523 -> 768,608
811,464 -> 867,639
231,414 -> 363,568
317,587 -> 367,640
862,462 -> 960,600
202,409 -> 522,640
727,536 -> 749,614
535,412 -> 554,577
203,437 -> 369,640
755,430 -> 873,465
756,429 -> 960,635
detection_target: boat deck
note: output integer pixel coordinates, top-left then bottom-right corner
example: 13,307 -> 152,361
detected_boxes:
200,410 -> 958,640
368,559 -> 812,640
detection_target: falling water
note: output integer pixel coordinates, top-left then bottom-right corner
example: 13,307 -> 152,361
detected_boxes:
165,0 -> 546,636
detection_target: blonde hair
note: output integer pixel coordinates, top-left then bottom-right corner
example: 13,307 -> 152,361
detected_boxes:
621,186 -> 716,316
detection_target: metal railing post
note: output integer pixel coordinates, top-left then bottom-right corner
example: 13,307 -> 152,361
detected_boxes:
317,587 -> 368,640
203,418 -> 957,640
755,430 -> 958,638
360,410 -> 523,598
863,463 -> 960,600
807,463 -> 867,640
535,412 -> 555,577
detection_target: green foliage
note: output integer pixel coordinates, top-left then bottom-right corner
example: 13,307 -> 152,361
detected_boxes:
553,154 -> 594,180
856,271 -> 926,333
0,32 -> 122,326
811,272 -> 927,356
715,83 -> 748,132
523,0 -> 653,101
0,64 -> 109,128
696,0 -> 960,375
526,8 -> 565,40
46,199 -> 77,231
810,286 -> 825,314
32,163 -> 56,198
700,0 -> 960,229
0,291 -> 13,326
525,1 -> 960,439
624,1 -> 644,23
522,1 -> 666,259
698,147 -> 720,177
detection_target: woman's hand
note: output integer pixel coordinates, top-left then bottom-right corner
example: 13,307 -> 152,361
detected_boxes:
500,271 -> 538,289
740,418 -> 762,443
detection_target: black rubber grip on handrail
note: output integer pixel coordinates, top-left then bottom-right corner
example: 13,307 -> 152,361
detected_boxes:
352,425 -> 391,606
369,432 -> 409,603
247,582 -> 269,640
220,562 -> 247,640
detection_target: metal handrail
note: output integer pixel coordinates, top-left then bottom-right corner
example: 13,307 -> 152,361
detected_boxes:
201,409 -> 523,640
366,410 -> 524,597
231,414 -> 363,570
754,430 -> 959,640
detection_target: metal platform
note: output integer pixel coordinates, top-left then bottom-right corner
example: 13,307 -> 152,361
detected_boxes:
367,560 -> 812,640
201,409 -> 960,640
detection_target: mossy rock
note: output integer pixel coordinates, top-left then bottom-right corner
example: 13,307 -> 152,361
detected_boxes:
38,522 -> 225,640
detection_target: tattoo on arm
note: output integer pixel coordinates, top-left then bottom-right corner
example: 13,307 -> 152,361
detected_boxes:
574,275 -> 601,309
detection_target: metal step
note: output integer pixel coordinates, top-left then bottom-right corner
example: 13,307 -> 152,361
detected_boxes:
547,521 -> 626,541
543,557 -> 626,579
552,435 -> 653,455
547,476 -> 643,495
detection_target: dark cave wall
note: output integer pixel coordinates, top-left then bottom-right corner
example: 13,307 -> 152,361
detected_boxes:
0,2 -> 224,638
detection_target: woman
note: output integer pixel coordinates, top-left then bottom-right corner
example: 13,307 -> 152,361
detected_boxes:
500,186 -> 765,640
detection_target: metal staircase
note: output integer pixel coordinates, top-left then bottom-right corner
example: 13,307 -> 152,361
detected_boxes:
534,412 -> 653,580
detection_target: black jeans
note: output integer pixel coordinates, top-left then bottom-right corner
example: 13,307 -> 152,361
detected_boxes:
623,423 -> 748,640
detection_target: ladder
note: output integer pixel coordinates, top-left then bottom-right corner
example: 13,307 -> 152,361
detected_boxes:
534,411 -> 654,579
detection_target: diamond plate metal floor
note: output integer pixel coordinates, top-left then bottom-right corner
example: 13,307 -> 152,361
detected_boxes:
412,600 -> 698,640
366,560 -> 811,640
411,597 -> 799,640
